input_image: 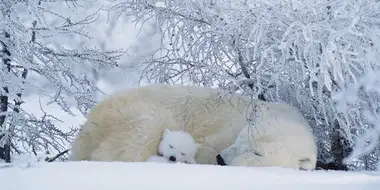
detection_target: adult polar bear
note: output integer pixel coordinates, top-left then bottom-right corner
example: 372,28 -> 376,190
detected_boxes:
69,83 -> 317,169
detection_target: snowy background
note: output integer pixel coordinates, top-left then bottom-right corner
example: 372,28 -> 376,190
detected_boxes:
1,0 -> 380,188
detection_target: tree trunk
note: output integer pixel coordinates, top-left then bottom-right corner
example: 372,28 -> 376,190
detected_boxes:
0,90 -> 10,163
329,120 -> 350,170
0,91 -> 11,164
0,32 -> 11,163
315,120 -> 352,171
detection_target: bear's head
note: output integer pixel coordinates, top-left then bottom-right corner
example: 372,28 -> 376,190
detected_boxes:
158,128 -> 199,164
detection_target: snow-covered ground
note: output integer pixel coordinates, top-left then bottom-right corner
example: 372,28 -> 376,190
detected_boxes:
3,2 -> 380,189
1,160 -> 380,190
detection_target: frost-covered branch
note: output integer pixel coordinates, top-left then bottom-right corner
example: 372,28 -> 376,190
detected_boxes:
114,0 -> 380,170
0,0 -> 124,162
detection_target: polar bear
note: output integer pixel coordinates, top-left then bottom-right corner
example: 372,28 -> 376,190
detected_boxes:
146,128 -> 198,164
69,83 -> 317,170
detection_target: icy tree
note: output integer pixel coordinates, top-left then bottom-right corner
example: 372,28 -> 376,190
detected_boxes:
112,0 -> 380,170
0,0 -> 123,163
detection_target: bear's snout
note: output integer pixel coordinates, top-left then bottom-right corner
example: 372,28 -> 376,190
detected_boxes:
216,154 -> 226,166
169,156 -> 176,162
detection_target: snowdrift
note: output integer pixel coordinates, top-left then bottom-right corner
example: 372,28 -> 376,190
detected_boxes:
1,161 -> 380,190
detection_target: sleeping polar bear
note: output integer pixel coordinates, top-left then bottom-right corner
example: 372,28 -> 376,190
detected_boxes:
69,83 -> 317,170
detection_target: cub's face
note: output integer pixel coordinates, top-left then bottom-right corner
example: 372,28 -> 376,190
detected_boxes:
159,142 -> 196,164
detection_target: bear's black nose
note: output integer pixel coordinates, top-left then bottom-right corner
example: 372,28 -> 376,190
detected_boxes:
216,154 -> 226,166
169,156 -> 176,162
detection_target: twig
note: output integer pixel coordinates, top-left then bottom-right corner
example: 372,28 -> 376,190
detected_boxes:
45,149 -> 70,162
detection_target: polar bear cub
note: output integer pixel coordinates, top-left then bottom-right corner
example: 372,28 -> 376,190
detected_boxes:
147,129 -> 198,164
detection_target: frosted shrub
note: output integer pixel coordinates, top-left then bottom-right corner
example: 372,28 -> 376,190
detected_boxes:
0,0 -> 123,162
113,0 -> 380,170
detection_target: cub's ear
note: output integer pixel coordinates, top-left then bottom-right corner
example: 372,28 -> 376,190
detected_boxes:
163,128 -> 171,136
195,143 -> 202,149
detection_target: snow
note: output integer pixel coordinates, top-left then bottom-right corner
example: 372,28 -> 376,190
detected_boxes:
2,161 -> 380,190
3,2 -> 380,188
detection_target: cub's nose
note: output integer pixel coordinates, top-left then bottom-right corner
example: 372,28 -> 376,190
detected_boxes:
169,156 -> 176,162
216,154 -> 226,166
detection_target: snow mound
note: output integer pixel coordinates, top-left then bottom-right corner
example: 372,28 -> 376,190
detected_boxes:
1,161 -> 380,190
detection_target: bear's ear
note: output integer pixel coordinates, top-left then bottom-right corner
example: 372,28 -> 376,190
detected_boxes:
195,143 -> 202,149
164,128 -> 171,136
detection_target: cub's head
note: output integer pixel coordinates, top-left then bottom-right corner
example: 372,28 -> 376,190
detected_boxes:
158,128 -> 198,164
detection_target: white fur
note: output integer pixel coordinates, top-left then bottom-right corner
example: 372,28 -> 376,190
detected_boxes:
69,84 -> 317,170
146,155 -> 172,163
218,101 -> 317,169
157,129 -> 197,164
